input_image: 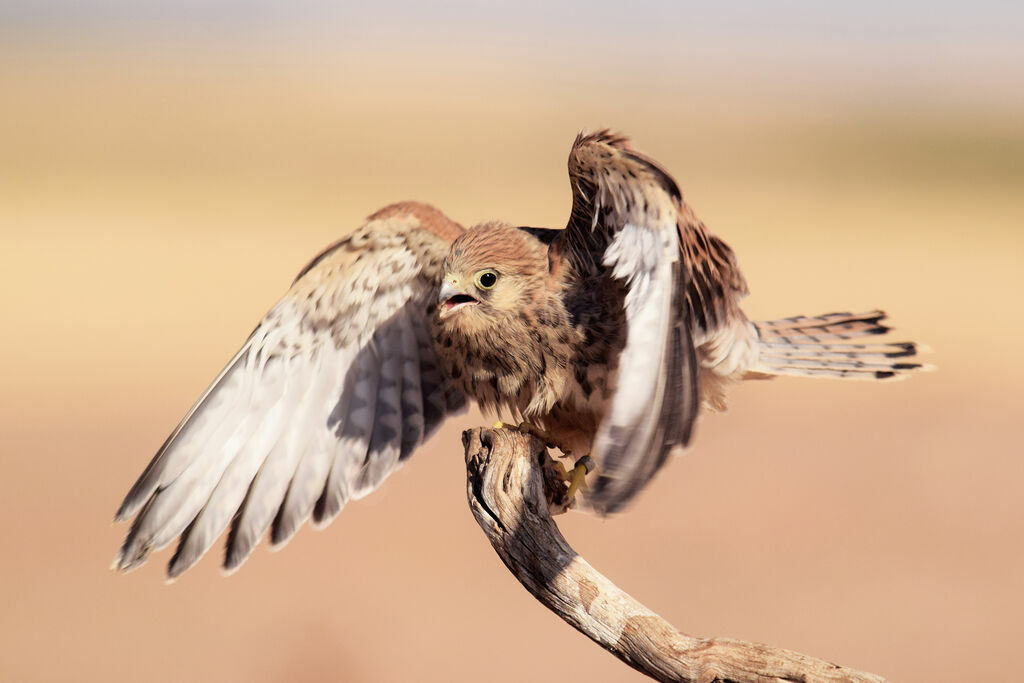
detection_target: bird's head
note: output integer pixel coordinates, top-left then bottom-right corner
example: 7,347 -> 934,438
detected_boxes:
436,222 -> 547,331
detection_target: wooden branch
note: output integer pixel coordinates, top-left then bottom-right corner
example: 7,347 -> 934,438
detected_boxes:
462,426 -> 887,683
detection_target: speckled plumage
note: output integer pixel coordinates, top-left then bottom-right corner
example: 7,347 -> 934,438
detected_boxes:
114,132 -> 925,578
432,222 -> 626,460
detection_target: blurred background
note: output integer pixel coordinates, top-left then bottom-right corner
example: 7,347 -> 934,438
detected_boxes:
2,1 -> 1022,681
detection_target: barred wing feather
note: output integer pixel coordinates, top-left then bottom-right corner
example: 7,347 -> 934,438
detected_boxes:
113,203 -> 465,579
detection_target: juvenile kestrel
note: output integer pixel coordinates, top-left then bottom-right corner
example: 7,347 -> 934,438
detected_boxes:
114,131 -> 924,578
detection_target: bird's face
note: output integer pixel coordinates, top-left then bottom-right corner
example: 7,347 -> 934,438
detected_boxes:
436,223 -> 546,332
437,267 -> 498,320
437,264 -> 536,334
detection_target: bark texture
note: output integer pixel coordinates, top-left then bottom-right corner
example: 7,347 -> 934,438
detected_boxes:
463,426 -> 886,683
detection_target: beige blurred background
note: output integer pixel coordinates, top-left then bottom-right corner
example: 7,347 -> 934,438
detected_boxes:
2,2 -> 1022,681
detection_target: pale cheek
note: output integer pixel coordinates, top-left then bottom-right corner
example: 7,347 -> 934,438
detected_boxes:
489,285 -> 524,313
435,305 -> 488,336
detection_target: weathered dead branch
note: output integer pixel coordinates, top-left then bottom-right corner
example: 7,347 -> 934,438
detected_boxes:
462,426 -> 886,683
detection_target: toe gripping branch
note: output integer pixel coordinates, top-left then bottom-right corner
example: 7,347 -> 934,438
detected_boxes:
495,422 -> 593,511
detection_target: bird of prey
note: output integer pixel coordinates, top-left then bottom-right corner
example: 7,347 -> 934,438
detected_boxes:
114,130 -> 924,579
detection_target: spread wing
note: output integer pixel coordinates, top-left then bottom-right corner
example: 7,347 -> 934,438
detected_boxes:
555,131 -> 700,514
113,202 -> 466,579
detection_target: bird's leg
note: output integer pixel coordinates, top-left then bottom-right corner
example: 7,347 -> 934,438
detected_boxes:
565,455 -> 594,502
494,421 -> 573,456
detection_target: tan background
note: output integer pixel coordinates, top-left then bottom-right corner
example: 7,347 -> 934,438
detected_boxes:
2,5 -> 1023,681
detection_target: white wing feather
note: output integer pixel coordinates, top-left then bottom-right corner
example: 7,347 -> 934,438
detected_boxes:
115,206 -> 465,578
562,131 -> 699,514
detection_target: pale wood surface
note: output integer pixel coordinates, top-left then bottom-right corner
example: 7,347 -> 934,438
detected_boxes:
463,426 -> 887,683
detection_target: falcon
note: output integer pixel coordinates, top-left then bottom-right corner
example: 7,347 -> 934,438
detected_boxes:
114,130 -> 925,578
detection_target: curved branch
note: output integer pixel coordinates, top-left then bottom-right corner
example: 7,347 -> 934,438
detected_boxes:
462,426 -> 886,683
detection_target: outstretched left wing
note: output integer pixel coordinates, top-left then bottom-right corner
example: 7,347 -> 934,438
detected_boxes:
114,202 -> 466,579
555,131 -> 700,514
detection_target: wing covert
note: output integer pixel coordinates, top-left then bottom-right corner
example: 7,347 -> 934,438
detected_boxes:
677,201 -> 749,343
114,202 -> 466,578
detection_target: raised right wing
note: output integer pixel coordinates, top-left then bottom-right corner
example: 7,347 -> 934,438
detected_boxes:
113,202 -> 466,579
554,131 -> 700,514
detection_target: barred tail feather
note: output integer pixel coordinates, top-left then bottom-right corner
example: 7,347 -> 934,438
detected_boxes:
751,311 -> 929,380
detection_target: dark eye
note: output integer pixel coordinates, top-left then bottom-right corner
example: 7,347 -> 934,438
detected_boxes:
475,269 -> 498,290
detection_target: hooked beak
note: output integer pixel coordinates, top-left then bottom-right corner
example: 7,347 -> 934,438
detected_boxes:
438,280 -> 478,319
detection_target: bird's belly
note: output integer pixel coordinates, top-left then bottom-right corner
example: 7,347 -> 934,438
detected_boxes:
432,315 -> 612,455
535,363 -> 615,458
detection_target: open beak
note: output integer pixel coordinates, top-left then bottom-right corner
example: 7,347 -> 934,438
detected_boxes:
438,280 -> 478,319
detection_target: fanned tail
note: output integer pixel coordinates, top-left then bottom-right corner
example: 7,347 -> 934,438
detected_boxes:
750,310 -> 929,380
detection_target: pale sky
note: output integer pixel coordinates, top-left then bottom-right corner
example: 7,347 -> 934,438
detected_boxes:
3,1 -> 1021,94
3,1 -> 1022,41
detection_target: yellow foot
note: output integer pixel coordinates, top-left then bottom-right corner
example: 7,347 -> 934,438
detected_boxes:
565,455 -> 594,502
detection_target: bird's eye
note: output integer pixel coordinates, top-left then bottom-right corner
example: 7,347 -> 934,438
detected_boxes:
474,269 -> 499,290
